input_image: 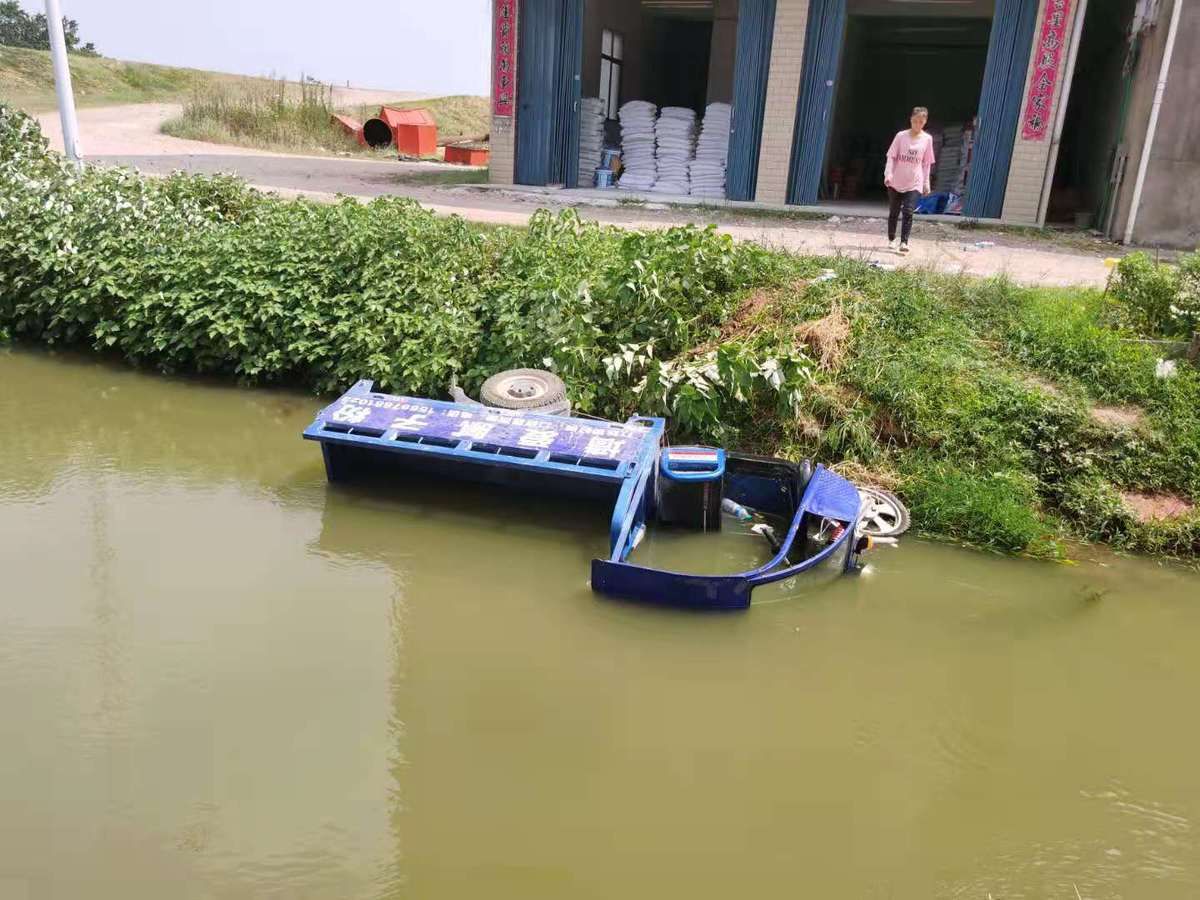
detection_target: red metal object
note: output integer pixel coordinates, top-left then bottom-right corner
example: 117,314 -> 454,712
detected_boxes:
444,144 -> 490,166
378,106 -> 435,129
379,106 -> 438,157
330,113 -> 366,146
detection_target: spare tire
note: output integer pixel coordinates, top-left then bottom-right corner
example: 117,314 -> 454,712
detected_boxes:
480,369 -> 567,411
857,487 -> 911,538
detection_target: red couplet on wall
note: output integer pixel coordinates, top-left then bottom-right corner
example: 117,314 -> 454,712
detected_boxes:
493,0 -> 517,117
1022,0 -> 1072,141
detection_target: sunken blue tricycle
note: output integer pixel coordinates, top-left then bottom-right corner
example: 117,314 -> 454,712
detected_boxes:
304,380 -> 870,610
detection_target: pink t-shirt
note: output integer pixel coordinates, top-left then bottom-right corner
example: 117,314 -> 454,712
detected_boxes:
884,130 -> 935,194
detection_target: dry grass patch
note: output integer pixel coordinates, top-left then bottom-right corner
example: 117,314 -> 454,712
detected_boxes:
795,301 -> 851,370
831,460 -> 902,491
1091,404 -> 1145,430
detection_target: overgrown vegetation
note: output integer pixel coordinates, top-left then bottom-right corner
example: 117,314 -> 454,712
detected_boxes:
162,82 -> 490,157
0,1 -> 97,55
1110,251 -> 1200,339
2,104 -> 1198,559
161,78 -> 365,156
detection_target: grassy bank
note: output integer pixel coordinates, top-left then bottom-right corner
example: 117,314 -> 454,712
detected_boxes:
162,83 -> 489,157
2,103 -> 1197,559
0,45 -> 276,112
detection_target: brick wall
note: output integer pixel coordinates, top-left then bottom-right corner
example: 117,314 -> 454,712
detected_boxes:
1000,0 -> 1083,223
490,117 -> 516,185
754,0 -> 810,202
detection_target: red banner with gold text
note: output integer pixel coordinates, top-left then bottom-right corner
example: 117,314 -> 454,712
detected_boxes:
492,0 -> 517,117
1022,0 -> 1072,141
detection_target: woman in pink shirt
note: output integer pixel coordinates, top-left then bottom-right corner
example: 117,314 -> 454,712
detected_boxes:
883,106 -> 935,255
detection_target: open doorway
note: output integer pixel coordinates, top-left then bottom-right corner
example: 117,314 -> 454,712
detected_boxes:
581,0 -> 737,124
785,0 -> 998,212
1045,0 -> 1137,232
824,8 -> 992,210
643,13 -> 717,111
576,0 -> 772,199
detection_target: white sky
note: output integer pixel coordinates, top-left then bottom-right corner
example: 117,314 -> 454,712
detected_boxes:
25,0 -> 492,95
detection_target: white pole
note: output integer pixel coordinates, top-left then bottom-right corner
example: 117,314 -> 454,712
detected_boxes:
1037,0 -> 1090,226
44,0 -> 83,166
1123,0 -> 1183,245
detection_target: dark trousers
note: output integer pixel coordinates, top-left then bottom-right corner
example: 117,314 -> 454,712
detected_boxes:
887,188 -> 919,243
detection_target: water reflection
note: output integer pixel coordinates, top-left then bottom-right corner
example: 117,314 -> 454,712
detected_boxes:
2,346 -> 1200,899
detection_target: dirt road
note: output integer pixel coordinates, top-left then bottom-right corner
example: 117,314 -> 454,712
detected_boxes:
36,103 -> 1116,289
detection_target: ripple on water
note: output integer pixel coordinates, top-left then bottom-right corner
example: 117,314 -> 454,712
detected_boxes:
941,784 -> 1197,897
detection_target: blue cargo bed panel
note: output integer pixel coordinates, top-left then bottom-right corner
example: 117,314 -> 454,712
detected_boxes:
304,380 -> 661,485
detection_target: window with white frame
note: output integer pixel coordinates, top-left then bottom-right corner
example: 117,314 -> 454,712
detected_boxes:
600,29 -> 623,119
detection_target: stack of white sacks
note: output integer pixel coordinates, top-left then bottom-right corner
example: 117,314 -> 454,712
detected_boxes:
618,100 -> 657,191
651,107 -> 697,195
578,97 -> 606,187
688,102 -> 731,199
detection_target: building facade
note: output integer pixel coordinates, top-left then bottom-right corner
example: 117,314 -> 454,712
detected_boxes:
489,0 -> 1198,247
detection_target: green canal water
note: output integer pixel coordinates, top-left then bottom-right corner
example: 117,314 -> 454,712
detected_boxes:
2,347 -> 1198,899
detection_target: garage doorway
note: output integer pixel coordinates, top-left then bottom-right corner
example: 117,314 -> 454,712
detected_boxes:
573,0 -> 775,199
824,13 -> 992,209
787,0 -> 1040,218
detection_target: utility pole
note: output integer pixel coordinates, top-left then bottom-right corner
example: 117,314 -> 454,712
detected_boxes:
44,0 -> 83,167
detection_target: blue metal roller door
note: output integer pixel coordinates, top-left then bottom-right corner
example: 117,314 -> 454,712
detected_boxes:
727,0 -> 777,201
963,0 -> 1041,218
553,0 -> 584,187
516,0 -> 583,187
786,0 -> 847,205
516,0 -> 554,185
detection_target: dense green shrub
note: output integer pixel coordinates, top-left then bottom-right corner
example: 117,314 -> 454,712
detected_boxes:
0,105 -> 490,394
0,103 -> 793,412
471,209 -> 783,416
1112,251 -> 1200,338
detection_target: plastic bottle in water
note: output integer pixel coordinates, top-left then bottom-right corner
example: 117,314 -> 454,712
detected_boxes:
721,498 -> 753,521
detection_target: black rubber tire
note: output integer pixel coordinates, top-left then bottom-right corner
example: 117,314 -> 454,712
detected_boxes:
857,487 -> 911,538
479,369 -> 568,410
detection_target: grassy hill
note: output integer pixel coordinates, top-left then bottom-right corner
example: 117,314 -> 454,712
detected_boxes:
0,44 -> 273,112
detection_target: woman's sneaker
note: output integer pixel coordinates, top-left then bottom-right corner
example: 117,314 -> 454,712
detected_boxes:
887,238 -> 898,253
899,242 -> 911,255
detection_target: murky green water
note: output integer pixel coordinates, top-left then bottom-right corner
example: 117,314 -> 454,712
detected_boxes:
2,347 -> 1198,899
